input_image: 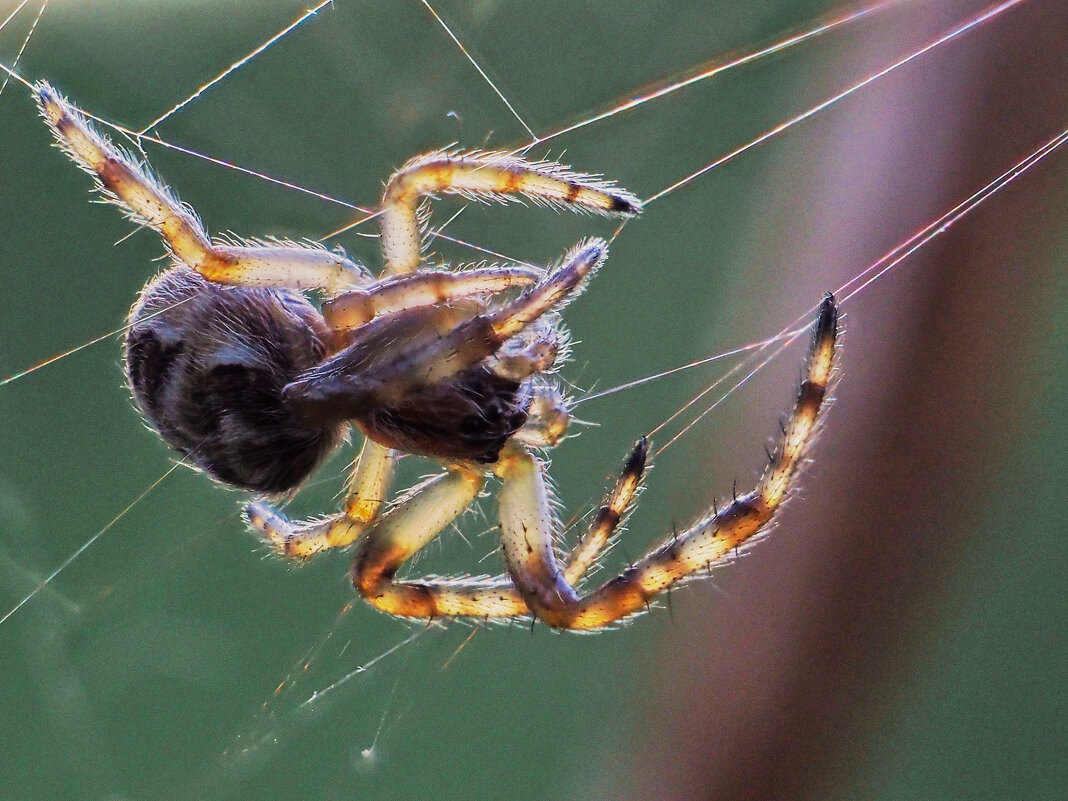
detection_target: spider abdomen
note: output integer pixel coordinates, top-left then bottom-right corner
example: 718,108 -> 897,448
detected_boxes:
124,266 -> 344,493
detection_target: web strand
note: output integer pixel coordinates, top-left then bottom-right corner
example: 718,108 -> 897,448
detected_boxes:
522,0 -> 905,151
0,459 -> 186,627
1,298 -> 194,388
836,127 -> 1068,305
638,123 -> 1067,453
645,0 -> 1029,205
300,626 -> 433,709
0,1 -> 31,41
419,0 -> 536,140
0,0 -> 903,248
0,0 -> 44,101
139,0 -> 336,135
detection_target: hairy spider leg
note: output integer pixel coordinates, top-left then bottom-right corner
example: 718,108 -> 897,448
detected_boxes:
320,265 -> 543,330
379,149 -> 642,274
493,442 -> 582,613
515,295 -> 839,629
348,438 -> 649,619
348,295 -> 837,629
563,437 -> 647,586
36,83 -> 367,293
246,438 -> 397,558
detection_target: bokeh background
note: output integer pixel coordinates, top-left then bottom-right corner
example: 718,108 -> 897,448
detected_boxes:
0,1 -> 1063,799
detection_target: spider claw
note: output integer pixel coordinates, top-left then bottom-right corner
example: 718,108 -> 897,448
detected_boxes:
626,436 -> 649,477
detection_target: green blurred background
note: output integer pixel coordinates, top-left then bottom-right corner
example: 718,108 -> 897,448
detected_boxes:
0,1 -> 1063,799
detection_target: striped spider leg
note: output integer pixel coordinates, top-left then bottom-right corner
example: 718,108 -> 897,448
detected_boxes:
497,295 -> 838,629
36,83 -> 368,295
322,296 -> 837,629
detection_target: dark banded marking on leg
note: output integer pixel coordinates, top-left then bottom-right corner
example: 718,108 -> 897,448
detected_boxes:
557,294 -> 839,629
564,438 -> 648,586
379,150 -> 641,274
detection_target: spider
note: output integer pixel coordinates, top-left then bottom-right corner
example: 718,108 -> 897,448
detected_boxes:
36,82 -> 838,631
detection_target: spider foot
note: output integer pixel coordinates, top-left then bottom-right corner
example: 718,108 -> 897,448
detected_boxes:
244,501 -> 362,559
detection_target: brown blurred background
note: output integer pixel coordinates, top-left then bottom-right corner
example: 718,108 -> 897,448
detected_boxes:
630,2 -> 1066,798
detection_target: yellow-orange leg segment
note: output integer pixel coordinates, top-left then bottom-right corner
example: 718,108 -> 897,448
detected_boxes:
558,293 -> 840,629
36,83 -> 367,293
347,438 -> 648,620
379,150 -> 642,274
321,265 -> 543,331
494,443 -> 581,621
564,438 -> 647,587
348,466 -> 529,619
246,440 -> 397,558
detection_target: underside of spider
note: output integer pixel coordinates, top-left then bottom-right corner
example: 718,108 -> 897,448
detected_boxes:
37,81 -> 838,631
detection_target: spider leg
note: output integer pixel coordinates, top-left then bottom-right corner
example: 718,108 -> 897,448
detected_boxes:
350,433 -> 643,623
286,239 -> 606,416
348,465 -> 532,618
348,437 -> 649,620
540,294 -> 839,629
320,265 -> 542,331
494,442 -> 582,621
563,438 -> 647,587
36,83 -> 367,293
380,150 -> 641,274
246,439 -> 397,558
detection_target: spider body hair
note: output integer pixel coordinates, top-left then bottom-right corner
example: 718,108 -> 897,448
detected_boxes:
124,266 -> 344,493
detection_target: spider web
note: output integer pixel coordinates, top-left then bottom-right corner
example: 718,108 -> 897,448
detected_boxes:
0,1 -> 1063,799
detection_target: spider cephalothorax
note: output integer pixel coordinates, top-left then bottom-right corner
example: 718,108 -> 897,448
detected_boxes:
40,81 -> 838,631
